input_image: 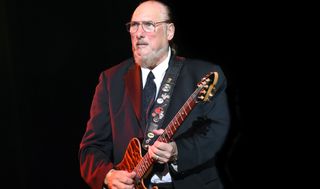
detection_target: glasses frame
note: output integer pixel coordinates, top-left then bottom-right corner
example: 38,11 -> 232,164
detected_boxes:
125,20 -> 171,33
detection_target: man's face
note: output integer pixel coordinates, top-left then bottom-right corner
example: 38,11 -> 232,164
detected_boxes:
130,1 -> 174,68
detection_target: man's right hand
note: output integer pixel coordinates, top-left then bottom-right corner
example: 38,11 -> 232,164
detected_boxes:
104,169 -> 136,189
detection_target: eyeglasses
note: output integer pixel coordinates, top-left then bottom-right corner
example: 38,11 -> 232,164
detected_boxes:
125,20 -> 171,33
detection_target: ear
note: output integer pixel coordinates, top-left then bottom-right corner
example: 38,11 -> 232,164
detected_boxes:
167,23 -> 175,40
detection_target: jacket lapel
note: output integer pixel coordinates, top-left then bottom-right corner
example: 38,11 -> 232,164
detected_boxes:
124,63 -> 143,127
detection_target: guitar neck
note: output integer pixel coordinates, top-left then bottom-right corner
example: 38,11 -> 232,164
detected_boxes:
158,88 -> 200,143
133,88 -> 200,179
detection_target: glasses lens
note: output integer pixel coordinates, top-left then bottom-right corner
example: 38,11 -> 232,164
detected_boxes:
126,22 -> 138,33
142,21 -> 155,32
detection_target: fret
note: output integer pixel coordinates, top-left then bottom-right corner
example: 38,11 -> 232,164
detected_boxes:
159,135 -> 165,143
168,127 -> 173,137
136,167 -> 142,178
141,164 -> 146,173
178,111 -> 183,121
174,117 -> 178,125
182,106 -> 187,115
141,165 -> 146,173
187,98 -> 192,110
190,92 -> 197,101
171,121 -> 177,130
175,119 -> 180,126
164,127 -> 170,138
160,133 -> 166,142
164,130 -> 171,141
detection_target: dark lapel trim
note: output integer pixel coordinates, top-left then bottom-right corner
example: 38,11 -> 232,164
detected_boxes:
124,62 -> 143,125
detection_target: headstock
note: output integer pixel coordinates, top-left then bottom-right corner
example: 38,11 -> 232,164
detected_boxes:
196,72 -> 219,102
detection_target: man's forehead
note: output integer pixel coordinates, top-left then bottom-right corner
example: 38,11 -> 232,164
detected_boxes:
132,2 -> 165,20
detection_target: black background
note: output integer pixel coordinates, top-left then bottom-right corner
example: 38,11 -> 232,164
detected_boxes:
1,0 -> 267,188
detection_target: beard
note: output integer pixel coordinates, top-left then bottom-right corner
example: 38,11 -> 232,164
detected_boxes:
133,46 -> 168,69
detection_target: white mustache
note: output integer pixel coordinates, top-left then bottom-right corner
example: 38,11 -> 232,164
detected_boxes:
136,41 -> 148,45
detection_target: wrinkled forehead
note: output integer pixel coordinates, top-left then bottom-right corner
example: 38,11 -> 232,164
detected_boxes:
131,1 -> 167,21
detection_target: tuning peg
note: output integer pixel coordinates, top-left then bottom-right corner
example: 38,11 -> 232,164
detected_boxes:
198,96 -> 204,100
200,89 -> 206,94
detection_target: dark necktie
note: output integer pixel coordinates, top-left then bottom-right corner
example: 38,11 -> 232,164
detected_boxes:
143,71 -> 156,124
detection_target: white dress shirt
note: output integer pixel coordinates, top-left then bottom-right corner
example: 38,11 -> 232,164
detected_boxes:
141,48 -> 173,184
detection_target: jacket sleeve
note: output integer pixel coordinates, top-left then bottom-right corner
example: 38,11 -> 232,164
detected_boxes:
79,72 -> 114,189
174,65 -> 231,173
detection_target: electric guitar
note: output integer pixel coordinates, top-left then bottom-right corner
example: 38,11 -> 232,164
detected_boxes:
115,71 -> 219,189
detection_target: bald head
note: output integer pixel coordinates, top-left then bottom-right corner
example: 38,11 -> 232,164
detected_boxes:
132,1 -> 171,23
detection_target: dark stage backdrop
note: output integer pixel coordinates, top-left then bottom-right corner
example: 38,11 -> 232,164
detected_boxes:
2,0 -> 256,188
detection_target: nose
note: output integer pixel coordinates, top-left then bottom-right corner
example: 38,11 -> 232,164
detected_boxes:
134,24 -> 145,38
136,23 -> 145,33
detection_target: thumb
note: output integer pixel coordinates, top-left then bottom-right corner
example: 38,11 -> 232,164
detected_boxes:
129,171 -> 136,178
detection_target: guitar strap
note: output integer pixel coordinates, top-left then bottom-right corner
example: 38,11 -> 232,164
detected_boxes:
142,56 -> 185,150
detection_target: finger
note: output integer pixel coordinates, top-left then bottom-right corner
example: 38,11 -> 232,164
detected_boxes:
128,171 -> 136,178
116,171 -> 136,184
114,180 -> 135,189
153,154 -> 163,164
149,142 -> 167,158
152,129 -> 164,135
154,143 -> 173,161
120,177 -> 135,185
108,170 -> 135,189
153,140 -> 171,152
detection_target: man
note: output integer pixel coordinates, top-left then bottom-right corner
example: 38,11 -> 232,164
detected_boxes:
79,0 -> 230,189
